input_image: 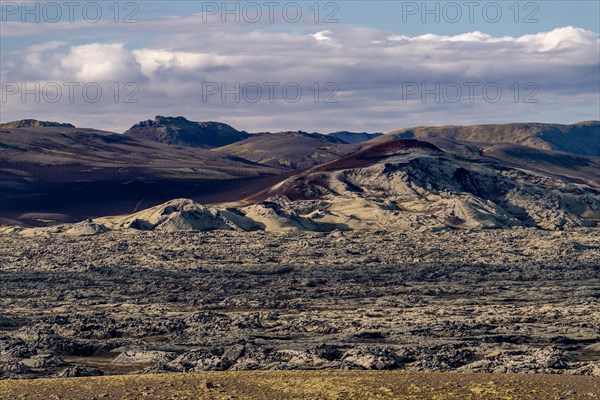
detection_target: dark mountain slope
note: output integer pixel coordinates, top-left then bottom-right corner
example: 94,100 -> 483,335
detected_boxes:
0,126 -> 279,225
123,116 -> 249,148
328,131 -> 383,144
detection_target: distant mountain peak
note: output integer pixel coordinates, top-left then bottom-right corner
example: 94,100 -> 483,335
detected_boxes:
328,131 -> 384,144
575,120 -> 600,127
132,115 -> 202,128
123,116 -> 249,149
265,131 -> 346,144
0,119 -> 75,128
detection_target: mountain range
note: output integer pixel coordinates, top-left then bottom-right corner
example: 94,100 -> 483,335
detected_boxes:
1,117 -> 598,231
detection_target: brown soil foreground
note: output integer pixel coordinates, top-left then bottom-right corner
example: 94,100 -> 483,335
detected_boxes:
1,371 -> 599,400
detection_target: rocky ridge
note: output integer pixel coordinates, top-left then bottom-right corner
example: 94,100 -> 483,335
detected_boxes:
123,116 -> 249,148
0,120 -> 75,128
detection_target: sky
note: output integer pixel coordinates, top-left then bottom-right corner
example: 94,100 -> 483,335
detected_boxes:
1,0 -> 599,133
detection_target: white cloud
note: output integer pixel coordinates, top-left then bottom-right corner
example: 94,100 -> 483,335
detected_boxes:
2,26 -> 598,132
60,43 -> 141,82
132,49 -> 230,77
311,30 -> 332,42
516,26 -> 600,52
26,41 -> 68,52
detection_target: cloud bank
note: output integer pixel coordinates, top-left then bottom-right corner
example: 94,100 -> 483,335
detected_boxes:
1,25 -> 598,132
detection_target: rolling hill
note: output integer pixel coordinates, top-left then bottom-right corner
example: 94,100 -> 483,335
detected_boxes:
214,131 -> 360,169
383,121 -> 600,157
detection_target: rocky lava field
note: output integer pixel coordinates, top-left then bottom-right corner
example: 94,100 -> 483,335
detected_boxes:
1,228 -> 598,379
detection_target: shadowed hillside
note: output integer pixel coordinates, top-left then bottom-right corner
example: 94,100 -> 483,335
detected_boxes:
328,131 -> 383,144
0,125 -> 281,225
123,116 -> 249,148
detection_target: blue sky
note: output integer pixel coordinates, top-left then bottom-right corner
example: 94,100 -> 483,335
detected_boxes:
135,1 -> 600,35
1,1 -> 599,132
3,1 -> 599,47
